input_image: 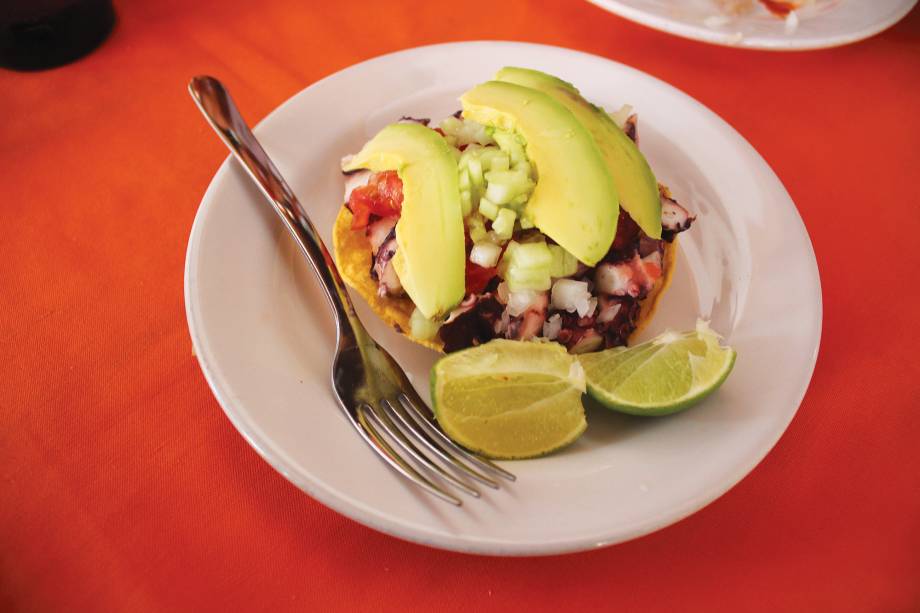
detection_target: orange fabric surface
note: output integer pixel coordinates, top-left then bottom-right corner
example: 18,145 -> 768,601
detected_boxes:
2,1 -> 919,611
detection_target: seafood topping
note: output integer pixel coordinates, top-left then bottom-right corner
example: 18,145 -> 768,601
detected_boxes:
505,292 -> 549,341
661,194 -> 695,241
438,294 -> 504,352
596,253 -> 656,299
623,114 -> 638,144
370,230 -> 403,297
346,170 -> 403,230
366,216 -> 398,254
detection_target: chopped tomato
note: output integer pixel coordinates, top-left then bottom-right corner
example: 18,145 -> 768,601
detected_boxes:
643,261 -> 662,281
465,261 -> 497,295
347,171 -> 403,230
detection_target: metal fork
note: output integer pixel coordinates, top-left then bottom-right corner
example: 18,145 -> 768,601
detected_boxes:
189,76 -> 514,505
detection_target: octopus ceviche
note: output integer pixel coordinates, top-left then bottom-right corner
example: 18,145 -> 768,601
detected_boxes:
333,67 -> 695,355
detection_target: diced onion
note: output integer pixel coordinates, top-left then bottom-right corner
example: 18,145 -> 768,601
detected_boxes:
507,289 -> 538,317
597,301 -> 621,324
470,241 -> 501,268
551,279 -> 595,317
595,262 -> 631,296
542,314 -> 562,341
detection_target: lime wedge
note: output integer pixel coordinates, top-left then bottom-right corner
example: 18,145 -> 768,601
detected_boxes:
578,320 -> 736,416
431,339 -> 587,459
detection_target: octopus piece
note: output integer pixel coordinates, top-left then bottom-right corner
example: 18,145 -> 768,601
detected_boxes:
366,216 -> 398,254
505,292 -> 549,341
607,207 -> 641,261
596,295 -> 622,324
444,293 -> 478,325
371,234 -> 403,297
638,234 -> 663,258
438,295 -> 503,352
342,168 -> 371,202
623,114 -> 638,144
661,194 -> 695,241
600,298 -> 641,348
595,252 -> 661,299
398,116 -> 431,126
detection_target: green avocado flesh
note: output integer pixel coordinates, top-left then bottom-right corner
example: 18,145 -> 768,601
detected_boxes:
342,123 -> 465,319
460,81 -> 619,266
495,67 -> 662,239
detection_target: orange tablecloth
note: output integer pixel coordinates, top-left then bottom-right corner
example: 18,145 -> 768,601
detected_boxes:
3,1 -> 919,610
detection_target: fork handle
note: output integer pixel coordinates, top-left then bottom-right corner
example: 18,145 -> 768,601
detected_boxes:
189,75 -> 362,349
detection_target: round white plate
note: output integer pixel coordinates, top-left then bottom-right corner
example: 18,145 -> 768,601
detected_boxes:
185,41 -> 821,556
587,0 -> 916,50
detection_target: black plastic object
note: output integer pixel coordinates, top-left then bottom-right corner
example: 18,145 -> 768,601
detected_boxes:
0,0 -> 115,71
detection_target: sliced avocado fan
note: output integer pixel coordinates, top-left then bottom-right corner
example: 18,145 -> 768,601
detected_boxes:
343,123 -> 466,319
495,67 -> 661,239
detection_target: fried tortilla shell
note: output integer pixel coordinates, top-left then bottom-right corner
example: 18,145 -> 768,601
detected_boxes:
332,206 -> 677,353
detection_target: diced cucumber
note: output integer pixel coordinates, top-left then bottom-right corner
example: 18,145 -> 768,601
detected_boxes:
484,169 -> 533,206
512,160 -> 533,176
484,169 -> 526,185
510,193 -> 530,207
490,153 -> 510,172
439,116 -> 464,135
493,130 -> 526,165
563,250 -> 579,277
467,214 -> 488,243
485,182 -> 515,204
476,147 -> 501,169
547,245 -> 580,278
492,208 -> 516,239
441,116 -> 494,146
505,266 -> 552,292
458,168 -> 470,191
519,215 -> 534,230
499,239 -> 553,291
410,308 -> 441,340
460,189 -> 472,217
478,197 -> 499,221
467,157 -> 484,191
508,240 -> 552,269
485,181 -> 516,205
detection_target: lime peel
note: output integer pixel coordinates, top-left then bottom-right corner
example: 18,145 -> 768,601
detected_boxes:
578,319 -> 736,416
431,339 -> 587,459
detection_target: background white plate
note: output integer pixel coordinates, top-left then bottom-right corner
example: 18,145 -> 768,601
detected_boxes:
587,0 -> 916,50
185,41 -> 822,556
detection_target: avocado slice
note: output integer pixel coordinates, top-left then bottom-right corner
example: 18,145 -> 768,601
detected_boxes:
461,81 -> 618,266
495,67 -> 662,239
342,123 -> 465,319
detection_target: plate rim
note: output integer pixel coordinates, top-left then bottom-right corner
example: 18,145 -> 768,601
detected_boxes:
184,40 -> 823,556
585,0 -> 918,50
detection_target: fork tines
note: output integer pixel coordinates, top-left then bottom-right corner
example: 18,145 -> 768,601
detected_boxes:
357,393 -> 515,506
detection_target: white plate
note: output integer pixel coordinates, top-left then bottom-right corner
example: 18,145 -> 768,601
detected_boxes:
587,0 -> 916,50
185,41 -> 821,556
